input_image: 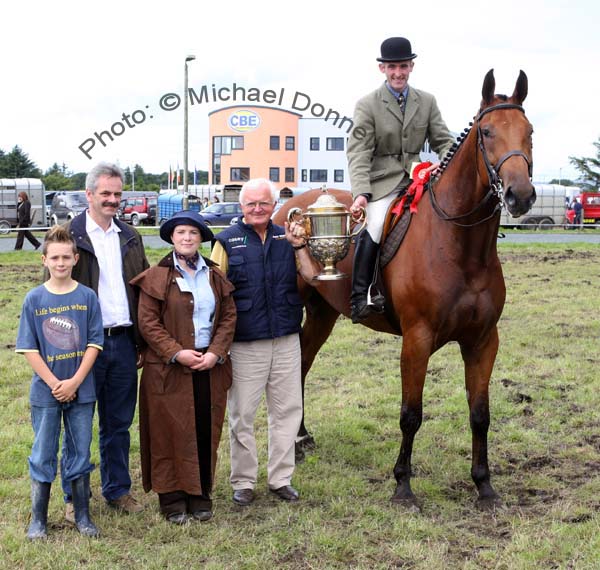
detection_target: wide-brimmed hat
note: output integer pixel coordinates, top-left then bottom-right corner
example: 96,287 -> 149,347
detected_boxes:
377,37 -> 417,62
159,210 -> 214,244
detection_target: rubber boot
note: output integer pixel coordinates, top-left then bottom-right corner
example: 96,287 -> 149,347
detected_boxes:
350,232 -> 385,323
71,474 -> 99,537
27,480 -> 51,540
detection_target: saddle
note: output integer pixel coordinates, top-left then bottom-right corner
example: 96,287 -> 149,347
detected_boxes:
379,177 -> 431,268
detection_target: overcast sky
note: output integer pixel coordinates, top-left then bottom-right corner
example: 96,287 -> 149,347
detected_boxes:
2,0 -> 598,183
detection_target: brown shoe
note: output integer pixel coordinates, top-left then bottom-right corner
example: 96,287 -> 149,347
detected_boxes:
65,502 -> 75,524
232,488 -> 255,506
106,493 -> 144,513
269,485 -> 299,502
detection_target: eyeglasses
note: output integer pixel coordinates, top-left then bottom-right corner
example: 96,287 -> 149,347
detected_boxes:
242,201 -> 274,210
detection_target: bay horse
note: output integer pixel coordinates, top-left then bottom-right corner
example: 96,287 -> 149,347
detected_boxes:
273,69 -> 535,509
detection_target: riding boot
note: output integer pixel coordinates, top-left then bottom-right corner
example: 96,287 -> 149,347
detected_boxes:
71,474 -> 99,537
27,480 -> 51,540
350,231 -> 385,323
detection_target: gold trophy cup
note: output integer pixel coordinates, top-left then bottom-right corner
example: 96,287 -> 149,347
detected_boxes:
287,187 -> 366,280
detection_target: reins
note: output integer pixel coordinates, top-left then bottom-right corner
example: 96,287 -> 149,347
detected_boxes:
429,102 -> 532,228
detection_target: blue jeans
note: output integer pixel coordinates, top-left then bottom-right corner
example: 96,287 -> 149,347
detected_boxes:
29,402 -> 95,483
61,330 -> 138,501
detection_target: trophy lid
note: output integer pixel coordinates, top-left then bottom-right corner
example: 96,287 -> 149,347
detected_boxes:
306,191 -> 348,214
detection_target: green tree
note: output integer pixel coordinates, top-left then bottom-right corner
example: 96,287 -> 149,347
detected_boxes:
569,137 -> 600,189
0,145 -> 41,178
548,179 -> 575,186
42,163 -> 74,191
69,172 -> 87,190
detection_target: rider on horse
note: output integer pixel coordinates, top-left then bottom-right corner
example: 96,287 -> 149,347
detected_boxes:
347,36 -> 455,323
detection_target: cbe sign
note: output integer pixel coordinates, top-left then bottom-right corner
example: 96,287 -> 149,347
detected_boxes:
227,110 -> 261,133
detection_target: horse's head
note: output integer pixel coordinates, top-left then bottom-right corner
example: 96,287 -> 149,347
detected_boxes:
478,69 -> 535,217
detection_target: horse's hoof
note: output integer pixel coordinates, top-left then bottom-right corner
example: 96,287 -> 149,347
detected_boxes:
297,434 -> 316,452
476,494 -> 502,511
294,444 -> 305,463
390,493 -> 421,513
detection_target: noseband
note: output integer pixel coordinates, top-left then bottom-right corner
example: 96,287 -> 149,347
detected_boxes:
430,103 -> 533,227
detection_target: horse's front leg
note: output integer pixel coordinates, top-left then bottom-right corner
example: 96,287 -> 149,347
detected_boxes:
391,325 -> 432,510
460,326 -> 501,510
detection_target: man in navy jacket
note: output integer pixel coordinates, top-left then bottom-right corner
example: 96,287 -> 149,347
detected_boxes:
211,178 -> 316,506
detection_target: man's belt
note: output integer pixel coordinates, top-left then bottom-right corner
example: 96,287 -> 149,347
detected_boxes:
103,326 -> 131,337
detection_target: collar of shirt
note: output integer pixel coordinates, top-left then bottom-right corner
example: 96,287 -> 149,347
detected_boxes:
85,210 -> 121,236
385,82 -> 409,101
173,251 -> 208,275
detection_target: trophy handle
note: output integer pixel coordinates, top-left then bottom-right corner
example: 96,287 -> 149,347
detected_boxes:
287,207 -> 311,235
287,207 -> 303,224
350,207 -> 367,237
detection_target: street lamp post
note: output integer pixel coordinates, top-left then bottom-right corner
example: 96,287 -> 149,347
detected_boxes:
183,54 -> 196,207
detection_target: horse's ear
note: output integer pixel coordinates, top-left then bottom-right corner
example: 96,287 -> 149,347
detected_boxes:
511,70 -> 528,104
482,69 -> 495,105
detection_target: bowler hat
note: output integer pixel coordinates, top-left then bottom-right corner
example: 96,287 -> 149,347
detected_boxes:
160,210 -> 214,244
377,37 -> 417,62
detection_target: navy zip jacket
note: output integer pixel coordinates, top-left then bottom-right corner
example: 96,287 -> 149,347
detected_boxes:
216,219 -> 303,342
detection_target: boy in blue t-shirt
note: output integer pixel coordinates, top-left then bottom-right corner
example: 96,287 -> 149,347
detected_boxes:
16,225 -> 103,539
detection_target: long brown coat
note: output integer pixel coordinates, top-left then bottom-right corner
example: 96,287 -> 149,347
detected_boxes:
131,253 -> 236,495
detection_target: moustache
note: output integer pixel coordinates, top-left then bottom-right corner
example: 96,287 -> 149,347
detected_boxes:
102,201 -> 119,208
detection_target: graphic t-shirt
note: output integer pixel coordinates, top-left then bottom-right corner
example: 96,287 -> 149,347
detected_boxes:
16,282 -> 103,405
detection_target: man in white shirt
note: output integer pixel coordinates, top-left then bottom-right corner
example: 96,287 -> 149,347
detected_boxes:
62,162 -> 149,520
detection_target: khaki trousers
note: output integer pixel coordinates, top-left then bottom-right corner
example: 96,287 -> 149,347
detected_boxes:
228,334 -> 302,490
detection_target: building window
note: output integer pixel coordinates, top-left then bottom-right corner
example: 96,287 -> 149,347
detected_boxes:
285,168 -> 295,183
212,156 -> 221,184
270,136 -> 280,150
301,169 -> 307,183
269,167 -> 280,182
334,170 -> 344,183
310,137 -> 320,151
231,167 -> 250,182
326,137 -> 344,151
310,169 -> 327,183
285,136 -> 295,151
213,135 -> 244,154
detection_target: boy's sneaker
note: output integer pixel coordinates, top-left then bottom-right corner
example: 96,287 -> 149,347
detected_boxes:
65,502 -> 75,524
106,493 -> 144,513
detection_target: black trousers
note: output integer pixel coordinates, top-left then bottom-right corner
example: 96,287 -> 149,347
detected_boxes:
15,228 -> 41,250
158,369 -> 212,515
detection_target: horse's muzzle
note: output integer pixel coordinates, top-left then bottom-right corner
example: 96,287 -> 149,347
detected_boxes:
505,186 -> 536,217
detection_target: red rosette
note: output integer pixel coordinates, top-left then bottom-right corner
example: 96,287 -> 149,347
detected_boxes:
408,162 -> 432,213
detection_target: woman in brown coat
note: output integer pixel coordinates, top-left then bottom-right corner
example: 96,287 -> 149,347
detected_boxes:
131,210 -> 236,524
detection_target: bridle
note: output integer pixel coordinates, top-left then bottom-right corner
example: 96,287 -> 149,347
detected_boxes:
430,103 -> 533,227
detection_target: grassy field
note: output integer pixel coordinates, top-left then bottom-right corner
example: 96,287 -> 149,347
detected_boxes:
0,243 -> 598,570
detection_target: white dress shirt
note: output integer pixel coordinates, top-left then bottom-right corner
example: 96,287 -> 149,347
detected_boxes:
85,212 -> 131,328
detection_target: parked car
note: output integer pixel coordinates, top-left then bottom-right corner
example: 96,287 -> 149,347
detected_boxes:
200,202 -> 243,226
118,192 -> 158,226
49,191 -> 88,225
45,191 -> 57,225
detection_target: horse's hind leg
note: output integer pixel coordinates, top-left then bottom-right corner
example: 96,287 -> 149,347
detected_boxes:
460,327 -> 501,510
391,325 -> 431,510
296,290 -> 340,458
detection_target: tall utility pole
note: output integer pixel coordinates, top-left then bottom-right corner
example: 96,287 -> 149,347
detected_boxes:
183,54 -> 196,207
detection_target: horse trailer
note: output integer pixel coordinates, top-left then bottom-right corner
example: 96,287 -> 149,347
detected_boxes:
0,178 -> 46,234
499,184 -> 579,229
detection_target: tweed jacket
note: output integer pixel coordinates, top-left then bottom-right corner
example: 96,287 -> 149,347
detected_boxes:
347,82 -> 454,201
130,253 -> 237,495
